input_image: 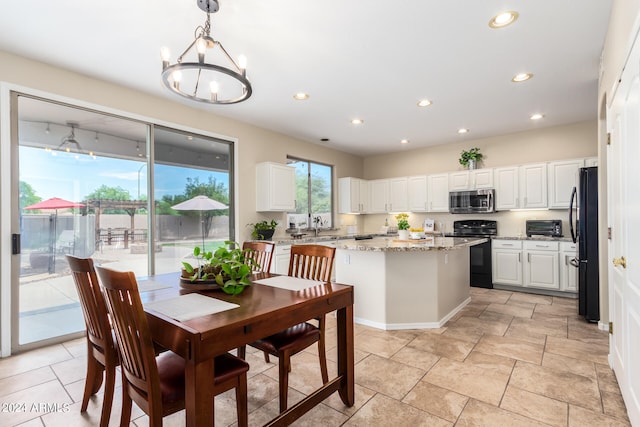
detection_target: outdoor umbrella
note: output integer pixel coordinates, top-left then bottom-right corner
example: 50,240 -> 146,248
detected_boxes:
24,197 -> 86,273
171,195 -> 228,250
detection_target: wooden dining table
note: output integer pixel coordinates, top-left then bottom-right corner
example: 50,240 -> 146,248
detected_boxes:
138,271 -> 355,427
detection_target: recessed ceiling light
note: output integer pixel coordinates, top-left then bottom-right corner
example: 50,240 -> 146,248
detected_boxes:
512,73 -> 533,83
417,99 -> 432,107
400,139 -> 409,144
293,92 -> 309,100
351,118 -> 364,125
530,113 -> 544,120
458,128 -> 469,134
489,11 -> 519,28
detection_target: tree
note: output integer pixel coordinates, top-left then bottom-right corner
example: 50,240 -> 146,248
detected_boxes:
84,185 -> 132,214
19,181 -> 41,211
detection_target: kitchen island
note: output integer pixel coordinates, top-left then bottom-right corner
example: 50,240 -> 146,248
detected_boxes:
335,236 -> 486,330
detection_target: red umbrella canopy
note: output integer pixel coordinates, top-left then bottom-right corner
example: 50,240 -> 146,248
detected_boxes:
24,197 -> 85,210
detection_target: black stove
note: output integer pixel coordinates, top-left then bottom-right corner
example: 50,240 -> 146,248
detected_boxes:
453,220 -> 497,288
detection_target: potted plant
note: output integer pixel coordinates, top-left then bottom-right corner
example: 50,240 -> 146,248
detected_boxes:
459,147 -> 483,170
248,220 -> 278,240
181,241 -> 258,295
395,213 -> 411,240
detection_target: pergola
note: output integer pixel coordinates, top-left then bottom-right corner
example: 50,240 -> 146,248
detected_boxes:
87,199 -> 147,232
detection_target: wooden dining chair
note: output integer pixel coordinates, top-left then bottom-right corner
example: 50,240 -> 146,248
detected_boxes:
94,266 -> 249,427
240,244 -> 335,412
66,255 -> 119,427
242,241 -> 275,273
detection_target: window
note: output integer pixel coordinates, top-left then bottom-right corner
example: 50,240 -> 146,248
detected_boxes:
286,157 -> 333,229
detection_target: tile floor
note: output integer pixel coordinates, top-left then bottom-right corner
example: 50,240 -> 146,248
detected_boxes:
0,288 -> 631,426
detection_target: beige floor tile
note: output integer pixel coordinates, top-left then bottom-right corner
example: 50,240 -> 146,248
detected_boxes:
0,367 -> 56,398
354,329 -> 412,358
474,335 -> 544,364
569,404 -> 632,426
509,315 -> 568,338
508,292 -> 553,305
463,351 -> 515,377
504,325 -> 548,345
407,332 -> 475,362
597,363 -> 623,394
14,419 -> 44,427
568,319 -> 609,345
402,381 -> 468,422
485,302 -> 534,318
423,358 -> 509,406
261,351 -> 337,397
323,383 -> 377,417
343,393 -> 452,427
50,356 -> 87,386
477,310 -> 516,324
390,346 -> 440,372
0,345 -> 72,379
500,385 -> 568,427
61,338 -> 87,358
542,352 -> 596,378
473,289 -> 514,304
354,354 -> 425,400
534,303 -> 578,317
0,380 -> 73,426
552,296 -> 578,307
442,316 -> 510,344
510,361 -> 602,411
601,390 -> 631,421
456,399 -> 549,427
246,373 -> 280,412
545,335 -> 609,365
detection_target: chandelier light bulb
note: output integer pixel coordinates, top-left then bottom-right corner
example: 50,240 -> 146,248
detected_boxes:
238,55 -> 247,70
210,81 -> 219,101
161,47 -> 171,62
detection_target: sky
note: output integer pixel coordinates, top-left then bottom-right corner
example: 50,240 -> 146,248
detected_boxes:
20,146 -> 229,203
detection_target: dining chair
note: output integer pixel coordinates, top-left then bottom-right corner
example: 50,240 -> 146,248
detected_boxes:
242,241 -> 275,273
65,255 -> 119,427
240,244 -> 335,412
94,266 -> 249,427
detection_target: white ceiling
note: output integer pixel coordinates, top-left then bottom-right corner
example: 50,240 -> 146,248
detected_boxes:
0,1 -> 612,157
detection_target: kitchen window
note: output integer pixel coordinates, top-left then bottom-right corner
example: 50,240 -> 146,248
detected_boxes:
286,157 -> 333,229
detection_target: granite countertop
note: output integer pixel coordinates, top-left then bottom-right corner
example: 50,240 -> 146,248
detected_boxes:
335,236 -> 487,252
494,236 -> 574,242
267,233 -> 390,245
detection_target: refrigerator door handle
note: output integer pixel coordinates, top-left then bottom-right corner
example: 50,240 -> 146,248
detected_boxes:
570,257 -> 579,268
569,186 -> 577,243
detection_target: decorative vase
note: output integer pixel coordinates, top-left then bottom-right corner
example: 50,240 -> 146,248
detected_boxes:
467,159 -> 477,170
256,228 -> 275,240
398,230 -> 410,240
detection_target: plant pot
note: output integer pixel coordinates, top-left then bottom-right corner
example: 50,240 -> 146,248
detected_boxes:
467,159 -> 477,170
398,230 -> 410,240
255,228 -> 275,240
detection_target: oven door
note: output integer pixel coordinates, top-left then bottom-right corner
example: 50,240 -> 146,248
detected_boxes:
469,239 -> 493,288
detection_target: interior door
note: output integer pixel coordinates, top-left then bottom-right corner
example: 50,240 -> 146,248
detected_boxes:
607,36 -> 640,425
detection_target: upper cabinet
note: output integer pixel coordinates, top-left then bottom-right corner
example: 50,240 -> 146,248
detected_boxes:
548,159 -> 583,209
449,169 -> 494,191
494,166 -> 519,210
427,173 -> 449,212
519,163 -> 547,209
256,162 -> 296,212
388,177 -> 408,212
368,179 -> 390,213
472,169 -> 494,189
338,177 -> 368,214
408,175 -> 428,212
449,171 -> 470,191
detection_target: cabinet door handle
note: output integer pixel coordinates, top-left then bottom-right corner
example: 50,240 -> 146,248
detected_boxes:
535,244 -> 549,248
527,253 -> 531,262
518,253 -> 521,262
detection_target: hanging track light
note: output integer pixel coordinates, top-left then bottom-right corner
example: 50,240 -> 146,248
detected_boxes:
161,0 -> 252,105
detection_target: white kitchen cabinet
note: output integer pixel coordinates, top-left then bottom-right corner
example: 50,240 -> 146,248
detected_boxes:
427,173 -> 449,212
494,167 -> 520,210
492,240 -> 523,286
338,177 -> 368,213
585,157 -> 598,167
407,175 -> 428,212
256,162 -> 296,212
368,179 -> 390,213
560,241 -> 578,292
388,177 -> 408,212
472,169 -> 494,189
523,241 -> 559,290
519,163 -> 548,209
449,171 -> 470,191
271,244 -> 292,274
548,159 -> 583,209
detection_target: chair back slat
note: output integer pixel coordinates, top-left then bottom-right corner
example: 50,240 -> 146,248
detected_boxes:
95,266 -> 161,405
243,241 -> 275,273
65,256 -> 114,353
288,245 -> 336,282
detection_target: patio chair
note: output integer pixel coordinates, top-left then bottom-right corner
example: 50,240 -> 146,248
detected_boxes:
95,265 -> 249,427
65,255 -> 118,427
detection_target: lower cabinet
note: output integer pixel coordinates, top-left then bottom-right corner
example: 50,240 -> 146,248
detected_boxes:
271,239 -> 353,281
493,239 -> 567,292
560,241 -> 578,292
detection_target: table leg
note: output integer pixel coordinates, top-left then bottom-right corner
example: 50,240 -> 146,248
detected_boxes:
336,304 -> 355,406
185,358 -> 214,427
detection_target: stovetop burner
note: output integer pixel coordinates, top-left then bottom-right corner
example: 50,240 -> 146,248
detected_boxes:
452,220 -> 498,237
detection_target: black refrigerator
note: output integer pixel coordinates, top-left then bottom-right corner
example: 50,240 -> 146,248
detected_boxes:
569,166 -> 599,322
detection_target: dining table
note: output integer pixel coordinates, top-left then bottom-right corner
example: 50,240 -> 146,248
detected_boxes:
137,271 -> 355,427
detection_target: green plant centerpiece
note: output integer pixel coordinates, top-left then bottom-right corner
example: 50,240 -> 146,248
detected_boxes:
459,147 -> 483,169
181,241 -> 258,295
395,213 -> 410,230
248,219 -> 278,240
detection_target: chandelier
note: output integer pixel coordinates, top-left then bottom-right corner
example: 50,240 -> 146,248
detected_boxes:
54,122 -> 95,157
161,0 -> 252,105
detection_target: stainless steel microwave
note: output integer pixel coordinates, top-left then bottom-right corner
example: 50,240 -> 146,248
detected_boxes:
449,189 -> 495,214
